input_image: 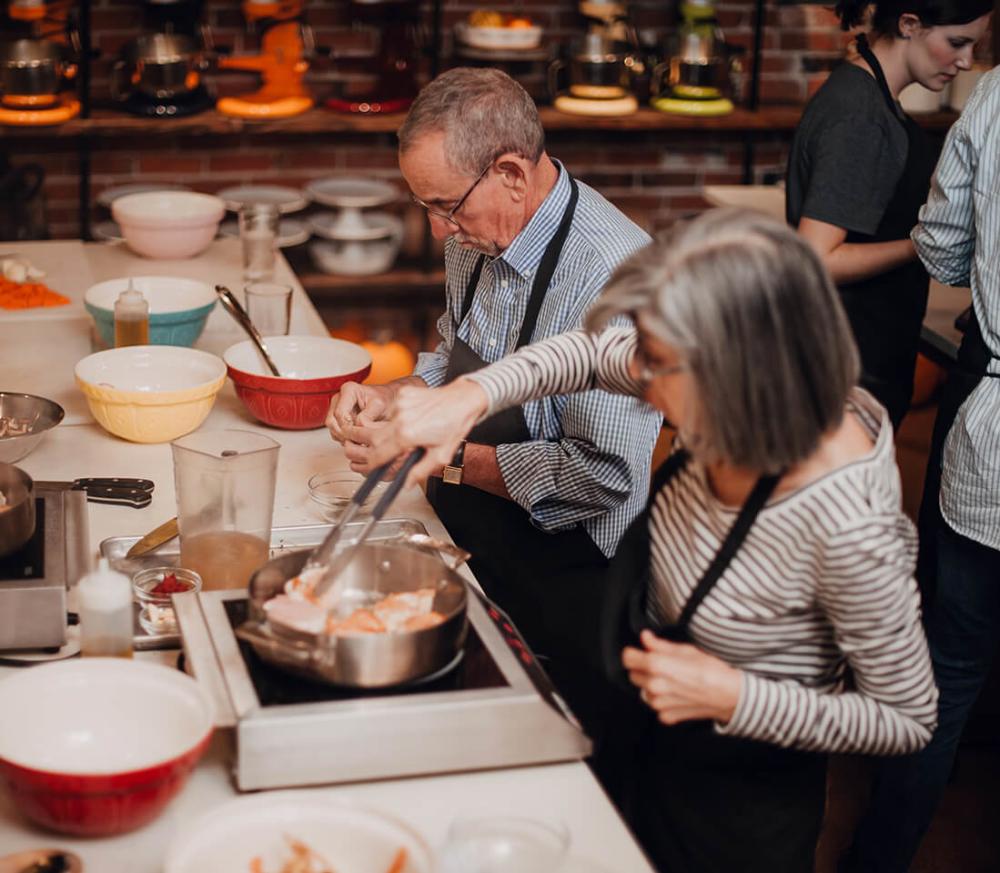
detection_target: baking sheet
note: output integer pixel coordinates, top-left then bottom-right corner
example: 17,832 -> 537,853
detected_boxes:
100,518 -> 429,650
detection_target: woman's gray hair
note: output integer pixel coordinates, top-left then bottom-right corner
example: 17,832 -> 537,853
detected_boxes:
588,208 -> 860,474
397,68 -> 545,176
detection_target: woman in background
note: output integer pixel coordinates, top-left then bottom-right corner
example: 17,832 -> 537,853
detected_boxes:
352,210 -> 939,873
786,0 -> 992,427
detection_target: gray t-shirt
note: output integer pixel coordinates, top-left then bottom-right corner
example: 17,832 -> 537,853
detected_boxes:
786,63 -> 909,236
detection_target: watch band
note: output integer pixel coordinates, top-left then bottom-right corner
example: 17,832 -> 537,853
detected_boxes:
442,439 -> 467,485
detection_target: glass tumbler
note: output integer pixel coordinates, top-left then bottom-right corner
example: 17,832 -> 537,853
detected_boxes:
239,202 -> 280,281
171,429 -> 280,591
245,281 -> 293,336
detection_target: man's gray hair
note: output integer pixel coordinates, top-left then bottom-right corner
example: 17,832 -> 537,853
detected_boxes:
588,208 -> 861,474
398,68 -> 545,176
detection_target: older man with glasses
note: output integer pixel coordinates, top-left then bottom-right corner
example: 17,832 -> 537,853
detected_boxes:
326,68 -> 660,739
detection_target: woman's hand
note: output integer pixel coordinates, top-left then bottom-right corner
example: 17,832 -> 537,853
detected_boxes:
348,378 -> 490,486
623,630 -> 743,726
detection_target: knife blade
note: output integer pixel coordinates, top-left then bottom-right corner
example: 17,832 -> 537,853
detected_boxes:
125,516 -> 179,558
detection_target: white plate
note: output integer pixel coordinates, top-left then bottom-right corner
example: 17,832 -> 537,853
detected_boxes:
96,182 -> 190,209
165,793 -> 433,873
0,625 -> 80,665
305,176 -> 397,209
308,209 -> 400,242
216,184 -> 310,214
218,218 -> 311,248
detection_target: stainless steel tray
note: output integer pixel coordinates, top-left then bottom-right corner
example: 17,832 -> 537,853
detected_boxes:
99,518 -> 429,651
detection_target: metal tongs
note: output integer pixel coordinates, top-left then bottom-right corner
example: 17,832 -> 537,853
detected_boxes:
214,284 -> 282,377
308,447 -> 427,603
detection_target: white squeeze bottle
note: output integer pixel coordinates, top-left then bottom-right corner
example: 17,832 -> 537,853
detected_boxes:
78,558 -> 134,658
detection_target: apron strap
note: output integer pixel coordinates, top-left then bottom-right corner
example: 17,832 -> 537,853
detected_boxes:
453,174 -> 581,350
458,255 -> 487,324
673,469 -> 782,633
856,34 -> 906,121
516,176 -> 580,349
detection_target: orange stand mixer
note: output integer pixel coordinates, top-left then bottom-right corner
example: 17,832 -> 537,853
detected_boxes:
216,0 -> 313,119
0,0 -> 80,126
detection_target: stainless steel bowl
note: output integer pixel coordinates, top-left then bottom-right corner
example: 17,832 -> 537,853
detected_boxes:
114,34 -> 203,100
0,39 -> 72,97
237,540 -> 468,688
0,393 -> 64,464
0,462 -> 35,558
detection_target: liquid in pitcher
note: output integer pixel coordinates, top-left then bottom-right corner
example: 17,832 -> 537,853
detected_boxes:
180,530 -> 269,591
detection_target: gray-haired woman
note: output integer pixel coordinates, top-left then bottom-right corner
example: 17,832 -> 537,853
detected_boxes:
352,209 -> 938,872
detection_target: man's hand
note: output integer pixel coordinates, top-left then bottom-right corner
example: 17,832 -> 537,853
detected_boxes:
360,378 -> 490,486
622,630 -> 742,726
341,418 -> 405,479
326,382 -> 393,443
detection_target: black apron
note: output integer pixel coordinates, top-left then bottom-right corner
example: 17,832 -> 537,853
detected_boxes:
839,35 -> 937,429
916,308 -> 1000,606
426,176 -> 612,732
600,451 -> 828,873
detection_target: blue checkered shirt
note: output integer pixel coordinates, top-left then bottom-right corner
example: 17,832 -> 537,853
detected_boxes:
414,162 -> 661,557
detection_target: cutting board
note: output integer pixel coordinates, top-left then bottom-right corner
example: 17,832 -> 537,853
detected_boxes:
0,240 -> 94,324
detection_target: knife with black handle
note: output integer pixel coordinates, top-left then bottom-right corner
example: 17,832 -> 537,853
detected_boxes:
35,478 -> 154,508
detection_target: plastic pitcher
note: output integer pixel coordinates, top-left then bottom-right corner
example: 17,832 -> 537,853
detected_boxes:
171,429 -> 280,591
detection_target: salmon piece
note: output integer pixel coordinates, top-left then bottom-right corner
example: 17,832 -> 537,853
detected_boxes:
401,612 -> 446,632
329,608 -> 386,636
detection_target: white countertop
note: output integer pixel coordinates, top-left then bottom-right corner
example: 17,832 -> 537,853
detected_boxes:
0,239 -> 654,873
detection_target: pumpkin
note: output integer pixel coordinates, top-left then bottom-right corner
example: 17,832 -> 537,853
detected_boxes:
361,338 -> 416,385
328,321 -> 367,344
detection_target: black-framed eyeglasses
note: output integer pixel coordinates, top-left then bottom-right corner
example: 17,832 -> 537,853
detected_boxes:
410,161 -> 492,227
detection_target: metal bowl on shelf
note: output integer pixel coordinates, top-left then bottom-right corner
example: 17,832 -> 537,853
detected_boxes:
0,393 -> 64,464
0,39 -> 75,99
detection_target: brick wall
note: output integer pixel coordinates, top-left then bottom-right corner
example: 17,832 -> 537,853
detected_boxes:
3,1 -> 991,243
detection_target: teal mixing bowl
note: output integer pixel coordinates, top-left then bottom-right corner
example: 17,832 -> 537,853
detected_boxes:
84,277 -> 217,348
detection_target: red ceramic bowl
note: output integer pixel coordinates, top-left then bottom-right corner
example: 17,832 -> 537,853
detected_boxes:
224,336 -> 372,430
0,659 -> 214,836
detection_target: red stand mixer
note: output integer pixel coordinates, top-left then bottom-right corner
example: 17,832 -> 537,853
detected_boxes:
0,0 -> 80,126
216,0 -> 313,119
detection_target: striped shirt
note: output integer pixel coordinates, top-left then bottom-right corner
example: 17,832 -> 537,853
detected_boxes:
414,162 -> 661,557
912,66 -> 1000,551
467,327 -> 938,755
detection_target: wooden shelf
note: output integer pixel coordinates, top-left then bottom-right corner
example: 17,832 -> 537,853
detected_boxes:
2,103 -> 960,139
298,265 -> 446,299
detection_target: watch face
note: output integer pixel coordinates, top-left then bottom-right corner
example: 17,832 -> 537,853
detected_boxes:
442,466 -> 463,485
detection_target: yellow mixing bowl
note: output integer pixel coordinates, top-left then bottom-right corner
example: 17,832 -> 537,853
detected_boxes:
75,346 -> 226,444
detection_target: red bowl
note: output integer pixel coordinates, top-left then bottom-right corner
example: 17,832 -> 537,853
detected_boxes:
0,659 -> 214,836
224,336 -> 372,430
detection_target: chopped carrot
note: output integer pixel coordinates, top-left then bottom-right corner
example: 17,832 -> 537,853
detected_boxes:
0,277 -> 70,310
385,848 -> 408,873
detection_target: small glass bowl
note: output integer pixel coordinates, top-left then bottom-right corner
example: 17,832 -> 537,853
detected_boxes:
132,566 -> 202,636
307,471 -> 387,522
438,816 -> 571,873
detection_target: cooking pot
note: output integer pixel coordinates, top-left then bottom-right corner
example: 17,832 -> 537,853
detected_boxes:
0,462 -> 35,559
236,537 -> 469,688
112,34 -> 205,102
0,39 -> 76,105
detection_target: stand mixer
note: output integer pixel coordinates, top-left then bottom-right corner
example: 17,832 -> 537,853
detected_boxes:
324,0 -> 420,115
216,0 -> 313,119
550,0 -> 641,117
0,0 -> 80,126
652,0 -> 735,116
112,0 -> 214,118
